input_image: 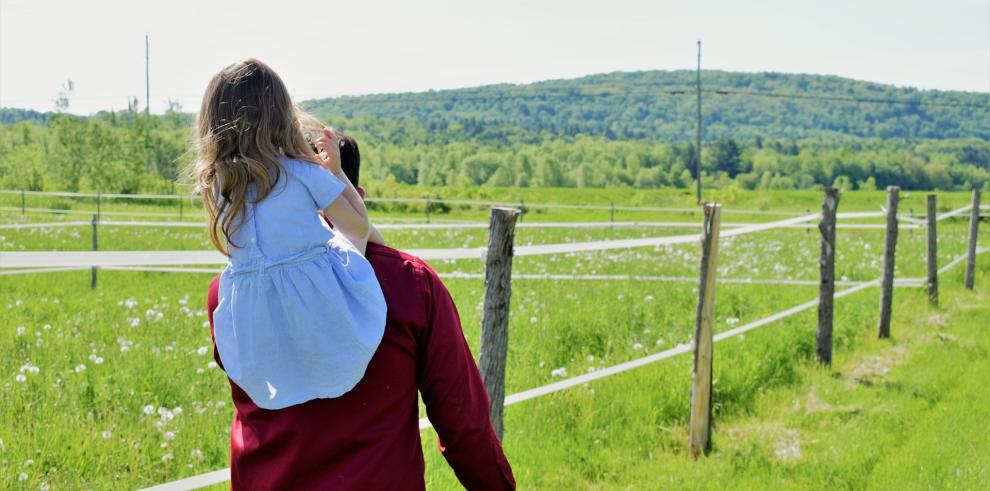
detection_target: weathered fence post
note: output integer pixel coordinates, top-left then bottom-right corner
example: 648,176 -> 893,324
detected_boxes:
690,203 -> 721,459
877,186 -> 900,338
425,198 -> 431,224
965,188 -> 981,290
91,214 -> 98,289
479,206 -> 519,440
816,187 -> 839,365
610,202 -> 615,223
926,194 -> 938,305
519,200 -> 525,223
21,190 -> 26,215
96,192 -> 102,220
178,194 -> 184,221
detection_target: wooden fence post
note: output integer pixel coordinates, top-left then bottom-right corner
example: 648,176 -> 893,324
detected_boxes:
96,192 -> 102,220
479,206 -> 519,440
425,198 -> 431,224
926,194 -> 938,305
610,202 -> 615,223
816,187 -> 839,365
965,188 -> 981,290
91,214 -> 98,289
877,186 -> 899,338
21,190 -> 26,215
690,203 -> 721,459
178,194 -> 184,221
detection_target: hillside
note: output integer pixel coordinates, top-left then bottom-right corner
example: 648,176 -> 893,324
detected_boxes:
300,70 -> 990,144
0,70 -> 988,193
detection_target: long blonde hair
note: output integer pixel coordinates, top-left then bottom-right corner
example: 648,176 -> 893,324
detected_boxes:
192,58 -> 319,255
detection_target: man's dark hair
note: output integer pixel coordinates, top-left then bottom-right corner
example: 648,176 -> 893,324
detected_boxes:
338,135 -> 360,187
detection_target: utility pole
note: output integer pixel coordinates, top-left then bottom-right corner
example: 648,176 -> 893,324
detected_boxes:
145,34 -> 150,117
695,40 -> 703,204
145,34 -> 151,172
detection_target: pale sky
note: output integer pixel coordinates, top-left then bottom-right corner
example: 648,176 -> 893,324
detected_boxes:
1,0 -> 988,115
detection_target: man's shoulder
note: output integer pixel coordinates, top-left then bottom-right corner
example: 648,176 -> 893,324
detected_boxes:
365,243 -> 437,279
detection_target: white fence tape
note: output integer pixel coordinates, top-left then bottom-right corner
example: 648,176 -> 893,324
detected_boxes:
936,204 -> 973,221
0,266 -> 89,275
0,213 -> 821,268
0,206 -> 179,217
0,221 -> 91,230
0,218 -> 921,231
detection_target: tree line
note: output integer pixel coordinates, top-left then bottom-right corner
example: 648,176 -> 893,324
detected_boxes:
0,70 -> 987,193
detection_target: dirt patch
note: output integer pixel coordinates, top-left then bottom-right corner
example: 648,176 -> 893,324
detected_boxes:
772,429 -> 802,462
722,422 -> 803,463
847,346 -> 909,386
797,391 -> 861,417
927,313 -> 949,328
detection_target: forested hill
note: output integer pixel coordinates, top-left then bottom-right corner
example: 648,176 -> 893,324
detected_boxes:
300,70 -> 990,144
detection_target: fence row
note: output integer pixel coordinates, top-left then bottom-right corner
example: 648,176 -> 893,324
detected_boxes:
5,188 -> 986,225
139,186 -> 984,490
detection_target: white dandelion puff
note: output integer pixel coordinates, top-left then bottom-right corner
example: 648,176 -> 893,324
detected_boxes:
197,346 -> 209,356
550,367 -> 568,378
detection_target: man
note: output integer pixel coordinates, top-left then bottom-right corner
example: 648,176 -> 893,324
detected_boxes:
206,136 -> 516,489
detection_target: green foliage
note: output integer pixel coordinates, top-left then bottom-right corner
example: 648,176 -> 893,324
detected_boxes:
300,70 -> 990,144
1,70 -> 988,193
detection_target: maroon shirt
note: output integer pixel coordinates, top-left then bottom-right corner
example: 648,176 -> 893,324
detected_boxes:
207,243 -> 515,490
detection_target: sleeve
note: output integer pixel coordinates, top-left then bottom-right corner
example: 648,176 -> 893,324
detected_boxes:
293,160 -> 346,210
417,267 -> 516,490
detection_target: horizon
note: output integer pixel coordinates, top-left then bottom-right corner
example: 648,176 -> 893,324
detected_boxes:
2,67 -> 986,118
2,0 -> 988,116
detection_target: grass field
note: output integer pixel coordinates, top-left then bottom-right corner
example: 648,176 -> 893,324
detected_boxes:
0,187 -> 986,490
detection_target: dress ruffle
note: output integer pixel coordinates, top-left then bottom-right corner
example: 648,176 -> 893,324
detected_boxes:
213,235 -> 387,410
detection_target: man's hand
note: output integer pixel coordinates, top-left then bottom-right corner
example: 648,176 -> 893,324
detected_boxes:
313,128 -> 343,175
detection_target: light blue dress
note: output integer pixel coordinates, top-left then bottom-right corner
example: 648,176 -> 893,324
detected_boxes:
212,157 -> 387,410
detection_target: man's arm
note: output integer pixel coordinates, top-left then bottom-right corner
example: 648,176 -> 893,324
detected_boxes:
418,268 -> 516,490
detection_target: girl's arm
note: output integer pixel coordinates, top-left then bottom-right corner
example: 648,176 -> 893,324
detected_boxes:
315,129 -> 371,253
368,223 -> 386,245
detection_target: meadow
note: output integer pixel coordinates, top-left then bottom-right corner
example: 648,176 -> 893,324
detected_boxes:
0,186 -> 986,489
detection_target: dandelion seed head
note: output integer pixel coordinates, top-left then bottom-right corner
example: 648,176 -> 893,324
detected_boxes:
197,346 -> 209,356
102,431 -> 112,440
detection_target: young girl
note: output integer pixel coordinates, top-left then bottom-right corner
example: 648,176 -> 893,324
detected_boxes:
192,59 -> 386,410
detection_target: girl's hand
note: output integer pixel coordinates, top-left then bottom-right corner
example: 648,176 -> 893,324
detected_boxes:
313,127 -> 342,175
